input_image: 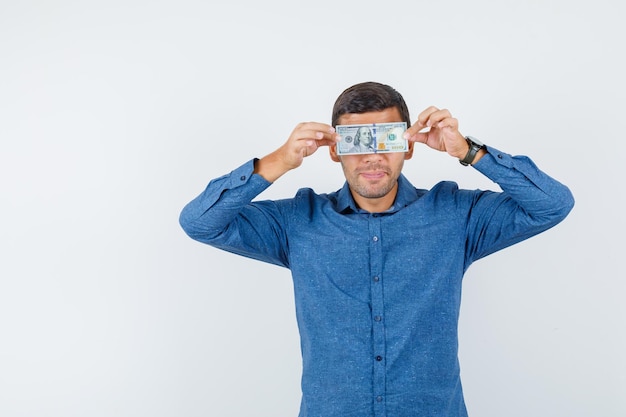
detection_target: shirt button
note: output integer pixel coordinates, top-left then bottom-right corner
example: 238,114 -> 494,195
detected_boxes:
373,276 -> 380,282
374,315 -> 382,322
372,236 -> 378,242
240,175 -> 246,181
376,396 -> 383,402
375,355 -> 383,361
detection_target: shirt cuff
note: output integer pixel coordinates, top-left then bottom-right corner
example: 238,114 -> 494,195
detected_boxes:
472,146 -> 512,168
226,158 -> 272,190
471,145 -> 549,190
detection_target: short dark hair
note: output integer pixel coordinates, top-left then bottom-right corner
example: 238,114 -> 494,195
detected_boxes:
331,82 -> 411,127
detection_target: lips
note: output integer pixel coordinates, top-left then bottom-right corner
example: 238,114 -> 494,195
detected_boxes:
357,165 -> 391,181
360,171 -> 387,180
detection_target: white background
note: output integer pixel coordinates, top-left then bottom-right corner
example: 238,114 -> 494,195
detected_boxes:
1,1 -> 624,416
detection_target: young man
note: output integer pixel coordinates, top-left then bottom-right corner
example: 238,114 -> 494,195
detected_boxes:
179,82 -> 574,417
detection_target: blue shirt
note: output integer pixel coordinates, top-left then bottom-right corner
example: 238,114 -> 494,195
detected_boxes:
179,147 -> 574,417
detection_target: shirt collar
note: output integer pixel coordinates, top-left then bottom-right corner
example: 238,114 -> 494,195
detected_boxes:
336,173 -> 420,214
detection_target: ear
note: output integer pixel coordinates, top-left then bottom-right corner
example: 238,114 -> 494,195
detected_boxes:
329,143 -> 341,162
404,141 -> 415,160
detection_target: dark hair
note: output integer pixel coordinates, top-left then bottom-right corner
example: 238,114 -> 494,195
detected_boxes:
331,81 -> 411,127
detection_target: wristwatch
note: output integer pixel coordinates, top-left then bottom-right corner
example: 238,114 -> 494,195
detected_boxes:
459,136 -> 485,166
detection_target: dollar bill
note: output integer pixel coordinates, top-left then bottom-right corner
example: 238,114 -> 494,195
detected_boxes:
335,122 -> 408,155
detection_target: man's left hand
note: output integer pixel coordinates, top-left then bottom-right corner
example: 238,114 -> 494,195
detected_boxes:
403,106 -> 470,160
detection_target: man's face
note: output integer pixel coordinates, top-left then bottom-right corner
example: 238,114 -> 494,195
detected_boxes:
330,107 -> 414,212
357,127 -> 373,146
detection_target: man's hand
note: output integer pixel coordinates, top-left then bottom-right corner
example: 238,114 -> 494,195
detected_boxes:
404,107 -> 482,162
254,122 -> 339,182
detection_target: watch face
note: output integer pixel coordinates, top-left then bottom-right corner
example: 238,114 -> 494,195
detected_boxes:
466,136 -> 484,147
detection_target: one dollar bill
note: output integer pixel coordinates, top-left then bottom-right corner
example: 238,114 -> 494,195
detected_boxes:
336,122 -> 408,155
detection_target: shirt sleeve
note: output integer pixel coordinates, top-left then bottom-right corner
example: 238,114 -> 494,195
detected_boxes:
179,159 -> 290,268
463,146 -> 575,265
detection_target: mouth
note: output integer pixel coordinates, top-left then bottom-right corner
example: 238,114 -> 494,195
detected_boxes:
359,170 -> 388,180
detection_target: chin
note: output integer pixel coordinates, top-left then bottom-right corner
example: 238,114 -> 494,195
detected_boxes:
359,184 -> 395,199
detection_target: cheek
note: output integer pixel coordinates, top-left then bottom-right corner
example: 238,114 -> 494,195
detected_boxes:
339,158 -> 361,179
339,155 -> 359,168
387,155 -> 406,172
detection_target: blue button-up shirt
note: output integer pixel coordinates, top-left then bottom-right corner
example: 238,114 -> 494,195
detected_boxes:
179,147 -> 574,417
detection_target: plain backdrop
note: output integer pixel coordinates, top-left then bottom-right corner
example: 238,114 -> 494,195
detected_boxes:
1,1 -> 624,416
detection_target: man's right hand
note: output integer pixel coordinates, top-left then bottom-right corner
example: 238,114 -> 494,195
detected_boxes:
254,122 -> 339,182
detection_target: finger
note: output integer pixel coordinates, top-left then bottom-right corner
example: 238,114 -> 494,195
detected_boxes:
296,139 -> 318,159
295,122 -> 335,136
435,116 -> 458,131
404,131 -> 429,144
319,131 -> 341,143
404,106 -> 440,140
295,129 -> 340,145
415,106 -> 440,127
312,137 -> 340,148
404,123 -> 430,141
291,121 -> 336,142
298,135 -> 341,158
424,109 -> 453,128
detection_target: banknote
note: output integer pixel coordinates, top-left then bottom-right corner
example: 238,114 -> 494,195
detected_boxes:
335,122 -> 408,155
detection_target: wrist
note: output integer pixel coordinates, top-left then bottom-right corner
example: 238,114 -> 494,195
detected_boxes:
459,136 -> 486,166
471,148 -> 487,164
253,150 -> 293,183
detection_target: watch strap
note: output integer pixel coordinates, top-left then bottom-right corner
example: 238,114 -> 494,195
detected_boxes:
459,136 -> 484,166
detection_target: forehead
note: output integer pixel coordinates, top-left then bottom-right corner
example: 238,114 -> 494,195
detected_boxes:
337,107 -> 403,125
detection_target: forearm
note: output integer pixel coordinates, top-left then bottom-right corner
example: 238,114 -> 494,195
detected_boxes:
461,147 -> 574,263
179,160 -> 271,242
473,147 -> 575,220
253,150 -> 293,183
253,121 -> 339,183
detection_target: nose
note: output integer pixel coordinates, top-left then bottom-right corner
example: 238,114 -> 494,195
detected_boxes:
361,152 -> 383,163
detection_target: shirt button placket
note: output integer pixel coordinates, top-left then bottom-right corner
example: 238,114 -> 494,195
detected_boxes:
369,215 -> 386,416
